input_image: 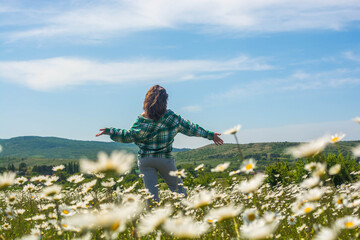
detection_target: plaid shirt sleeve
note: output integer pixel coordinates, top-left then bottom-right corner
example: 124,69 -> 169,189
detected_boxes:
176,114 -> 214,140
104,121 -> 143,143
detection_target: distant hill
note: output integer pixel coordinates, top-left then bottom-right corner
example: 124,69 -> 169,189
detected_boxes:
174,141 -> 360,168
0,136 -> 358,168
0,136 -> 189,166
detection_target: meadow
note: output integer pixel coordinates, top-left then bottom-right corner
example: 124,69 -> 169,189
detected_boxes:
1,130 -> 360,239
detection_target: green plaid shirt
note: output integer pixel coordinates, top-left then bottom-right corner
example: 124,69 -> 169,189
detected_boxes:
105,109 -> 214,159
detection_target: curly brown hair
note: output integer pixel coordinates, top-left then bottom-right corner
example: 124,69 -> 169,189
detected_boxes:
143,85 -> 168,121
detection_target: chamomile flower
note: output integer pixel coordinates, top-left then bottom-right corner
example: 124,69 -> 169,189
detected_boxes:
335,216 -> 360,230
163,216 -> 209,239
206,204 -> 242,222
80,151 -> 135,175
136,207 -> 172,236
300,176 -> 320,189
286,135 -> 330,158
15,176 -> 28,185
353,117 -> 360,124
330,133 -> 346,143
223,124 -> 241,135
235,173 -> 266,193
295,202 -> 319,216
241,219 -> 279,240
314,227 -> 337,240
240,158 -> 256,173
23,183 -> 36,192
101,178 -> 116,188
0,172 -> 16,189
42,185 -> 62,199
211,162 -> 230,172
169,169 -> 187,178
287,215 -> 297,226
184,190 -> 213,209
329,164 -> 341,175
242,208 -> 259,224
352,144 -> 360,157
67,174 -> 85,184
52,165 -> 65,171
194,164 -> 205,171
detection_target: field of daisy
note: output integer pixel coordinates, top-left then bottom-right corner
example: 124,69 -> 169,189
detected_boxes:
1,122 -> 360,239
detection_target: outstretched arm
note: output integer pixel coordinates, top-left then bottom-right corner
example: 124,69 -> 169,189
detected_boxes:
96,127 -> 136,143
178,116 -> 223,146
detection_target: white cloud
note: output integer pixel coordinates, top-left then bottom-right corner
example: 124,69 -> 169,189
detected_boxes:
0,55 -> 271,91
344,51 -> 360,62
2,0 -> 360,41
216,68 -> 360,100
181,105 -> 203,113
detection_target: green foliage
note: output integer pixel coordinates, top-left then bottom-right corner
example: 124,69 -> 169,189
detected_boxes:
265,154 -> 360,187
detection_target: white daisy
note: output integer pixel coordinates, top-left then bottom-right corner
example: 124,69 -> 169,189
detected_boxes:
223,124 -> 241,135
211,162 -> 230,172
240,158 -> 256,174
286,135 -> 330,158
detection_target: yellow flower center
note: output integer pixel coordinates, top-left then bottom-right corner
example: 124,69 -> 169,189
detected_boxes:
62,210 -> 69,215
110,221 -> 120,231
345,222 -> 354,228
304,207 -> 312,213
248,214 -> 255,221
62,224 -> 68,228
208,219 -> 214,223
290,218 -> 294,222
219,166 -> 224,170
337,199 -> 343,204
331,137 -> 339,142
245,164 -> 253,171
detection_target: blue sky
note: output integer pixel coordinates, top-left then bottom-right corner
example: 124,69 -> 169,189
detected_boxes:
1,0 -> 360,148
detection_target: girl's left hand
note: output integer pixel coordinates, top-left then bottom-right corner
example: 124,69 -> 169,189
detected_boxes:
96,128 -> 106,137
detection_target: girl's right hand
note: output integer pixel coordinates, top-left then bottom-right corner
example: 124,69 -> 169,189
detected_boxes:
213,133 -> 224,146
96,128 -> 106,137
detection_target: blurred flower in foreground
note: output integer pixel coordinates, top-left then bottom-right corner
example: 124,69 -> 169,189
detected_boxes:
329,164 -> 341,175
52,165 -> 65,171
0,172 -> 16,189
80,151 -> 135,175
235,173 -> 266,193
241,158 -> 256,174
241,219 -> 279,240
137,207 -> 172,236
169,169 -> 187,178
314,227 -> 337,240
286,135 -> 331,158
206,204 -> 242,222
352,144 -> 360,157
163,216 -> 209,238
194,163 -> 204,171
0,144 -> 2,153
184,190 -> 213,209
211,162 -> 230,172
353,117 -> 360,124
335,216 -> 360,230
67,174 -> 85,184
223,124 -> 241,135
300,176 -> 320,189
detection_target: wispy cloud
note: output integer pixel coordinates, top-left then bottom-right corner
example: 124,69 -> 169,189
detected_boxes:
217,68 -> 360,99
2,0 -> 360,41
343,51 -> 360,62
181,105 -> 203,113
0,55 -> 271,91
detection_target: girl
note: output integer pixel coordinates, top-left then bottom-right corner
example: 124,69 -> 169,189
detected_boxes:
96,85 -> 223,203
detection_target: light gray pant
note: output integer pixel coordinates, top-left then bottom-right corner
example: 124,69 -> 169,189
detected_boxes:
138,157 -> 186,202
